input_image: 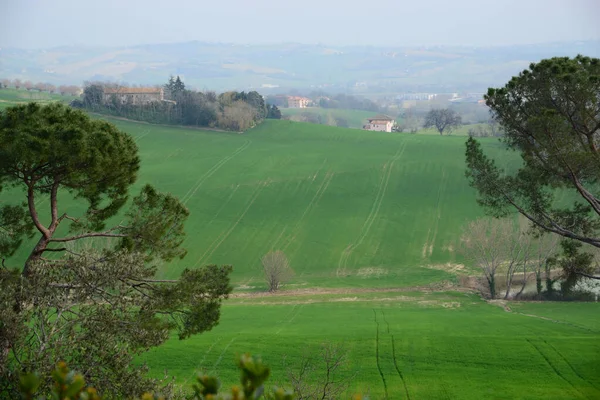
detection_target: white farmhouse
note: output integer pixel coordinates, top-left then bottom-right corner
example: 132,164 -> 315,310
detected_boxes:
363,114 -> 395,132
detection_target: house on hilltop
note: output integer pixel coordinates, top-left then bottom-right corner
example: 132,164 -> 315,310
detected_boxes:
287,96 -> 311,108
103,87 -> 165,105
363,114 -> 395,132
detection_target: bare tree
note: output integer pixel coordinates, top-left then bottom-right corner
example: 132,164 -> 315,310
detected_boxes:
460,218 -> 513,298
23,80 -> 33,91
528,233 -> 560,296
423,108 -> 462,135
262,250 -> 293,292
12,79 -> 22,89
0,79 -> 9,89
285,342 -> 356,400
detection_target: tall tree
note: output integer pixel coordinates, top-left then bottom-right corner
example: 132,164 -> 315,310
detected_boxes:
465,55 -> 600,280
173,75 -> 185,95
423,108 -> 462,135
0,103 -> 232,397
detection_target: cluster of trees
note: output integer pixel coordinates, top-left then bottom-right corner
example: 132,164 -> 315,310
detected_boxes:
393,107 -> 464,135
316,93 -> 380,112
465,55 -> 600,296
460,218 -> 562,299
0,78 -> 80,96
284,111 -> 349,128
266,92 -> 381,113
73,76 -> 281,131
0,103 -> 232,397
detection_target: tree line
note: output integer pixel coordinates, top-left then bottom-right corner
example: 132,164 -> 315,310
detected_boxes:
0,78 -> 81,96
72,75 -> 281,131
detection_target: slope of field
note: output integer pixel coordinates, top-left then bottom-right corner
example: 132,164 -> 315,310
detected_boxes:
281,107 -> 376,129
140,292 -> 600,399
4,116 -> 511,289
3,105 -> 598,399
0,88 -> 78,109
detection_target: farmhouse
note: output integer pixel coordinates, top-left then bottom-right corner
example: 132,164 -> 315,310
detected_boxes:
103,87 -> 164,105
363,114 -> 395,132
287,96 -> 311,108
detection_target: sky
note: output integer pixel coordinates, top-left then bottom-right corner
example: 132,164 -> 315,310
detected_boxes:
1,0 -> 599,49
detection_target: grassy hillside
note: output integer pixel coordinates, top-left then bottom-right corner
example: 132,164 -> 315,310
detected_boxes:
0,88 -> 78,109
4,116 -> 512,289
281,107 -> 376,129
3,104 -> 598,398
141,292 -> 600,399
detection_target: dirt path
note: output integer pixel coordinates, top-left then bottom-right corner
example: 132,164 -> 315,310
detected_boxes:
230,281 -> 471,299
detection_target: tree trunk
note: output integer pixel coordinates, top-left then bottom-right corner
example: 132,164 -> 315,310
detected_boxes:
488,275 -> 496,299
23,235 -> 50,277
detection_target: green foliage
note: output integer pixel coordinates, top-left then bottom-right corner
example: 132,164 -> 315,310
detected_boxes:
465,55 -> 600,280
18,357 -> 294,400
423,108 -> 462,135
0,102 -> 139,241
79,79 -> 267,131
0,103 -> 232,398
266,105 -> 281,120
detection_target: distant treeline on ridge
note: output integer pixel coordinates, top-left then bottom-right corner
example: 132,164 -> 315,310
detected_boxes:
72,76 -> 281,131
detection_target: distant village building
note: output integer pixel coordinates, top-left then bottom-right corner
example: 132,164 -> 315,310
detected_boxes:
396,93 -> 437,101
363,114 -> 395,132
103,87 -> 164,105
287,96 -> 311,108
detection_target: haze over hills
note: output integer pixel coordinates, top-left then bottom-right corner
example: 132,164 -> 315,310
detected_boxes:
2,40 -> 599,93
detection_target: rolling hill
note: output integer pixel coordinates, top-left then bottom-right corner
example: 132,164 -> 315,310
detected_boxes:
5,117 -> 511,288
3,100 -> 599,398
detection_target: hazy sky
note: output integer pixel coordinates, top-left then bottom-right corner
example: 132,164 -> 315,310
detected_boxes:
1,0 -> 599,49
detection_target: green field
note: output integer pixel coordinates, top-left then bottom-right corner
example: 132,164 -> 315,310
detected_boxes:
0,88 -> 78,109
2,95 -> 598,398
281,107 -> 377,129
141,292 -> 600,399
8,117 -> 505,287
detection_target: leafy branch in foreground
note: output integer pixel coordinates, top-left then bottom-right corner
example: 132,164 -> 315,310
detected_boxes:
465,55 -> 600,281
0,103 -> 232,398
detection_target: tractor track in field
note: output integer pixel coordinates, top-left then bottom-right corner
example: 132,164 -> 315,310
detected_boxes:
337,142 -> 407,276
282,170 -> 335,252
373,309 -> 389,399
192,185 -> 240,267
212,337 -> 237,372
275,304 -> 304,334
526,339 -> 587,399
391,335 -> 411,400
422,168 -> 448,259
381,308 -> 390,334
195,181 -> 267,265
134,129 -> 150,142
180,140 -> 251,205
543,339 -> 600,392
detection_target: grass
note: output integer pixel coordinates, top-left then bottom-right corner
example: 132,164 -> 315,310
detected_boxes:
281,107 -> 377,129
140,292 -> 600,399
3,95 -> 597,399
0,88 -> 78,109
6,116 -> 508,288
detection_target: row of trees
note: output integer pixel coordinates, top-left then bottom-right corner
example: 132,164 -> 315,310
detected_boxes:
0,78 -> 80,96
464,55 -> 600,296
74,76 -> 281,131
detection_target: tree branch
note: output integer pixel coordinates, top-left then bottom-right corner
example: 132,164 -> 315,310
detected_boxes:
48,229 -> 127,243
27,184 -> 50,239
574,271 -> 600,280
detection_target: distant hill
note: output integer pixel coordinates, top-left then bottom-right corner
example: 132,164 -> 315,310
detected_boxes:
1,41 -> 598,93
3,113 -> 515,288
